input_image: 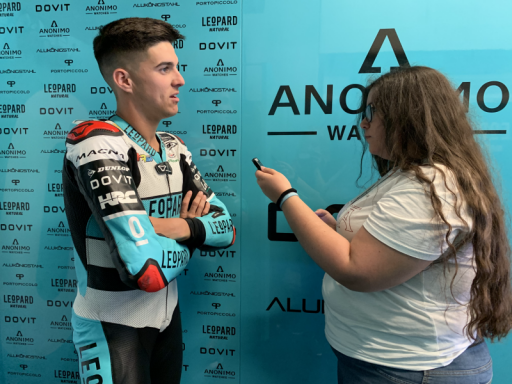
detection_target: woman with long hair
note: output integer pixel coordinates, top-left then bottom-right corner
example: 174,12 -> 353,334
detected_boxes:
255,66 -> 512,383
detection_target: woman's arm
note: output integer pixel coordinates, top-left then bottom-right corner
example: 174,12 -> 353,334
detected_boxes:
256,167 -> 432,292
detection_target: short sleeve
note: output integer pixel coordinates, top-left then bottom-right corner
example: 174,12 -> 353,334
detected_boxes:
363,174 -> 466,261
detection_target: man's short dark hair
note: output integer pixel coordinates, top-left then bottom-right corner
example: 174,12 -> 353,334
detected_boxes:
93,17 -> 185,86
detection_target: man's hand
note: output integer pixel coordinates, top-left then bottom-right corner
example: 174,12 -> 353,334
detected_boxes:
149,191 -> 210,241
181,190 -> 210,219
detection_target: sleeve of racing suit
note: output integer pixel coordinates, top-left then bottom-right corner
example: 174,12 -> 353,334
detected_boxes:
65,121 -> 191,293
177,140 -> 236,250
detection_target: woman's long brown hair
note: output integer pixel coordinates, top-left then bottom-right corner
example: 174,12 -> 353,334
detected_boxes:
360,66 -> 512,341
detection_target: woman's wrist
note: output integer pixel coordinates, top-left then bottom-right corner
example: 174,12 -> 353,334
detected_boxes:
276,188 -> 298,208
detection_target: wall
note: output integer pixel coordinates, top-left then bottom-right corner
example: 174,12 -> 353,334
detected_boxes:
0,0 -> 511,383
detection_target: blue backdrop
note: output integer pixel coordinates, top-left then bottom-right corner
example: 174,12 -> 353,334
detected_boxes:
0,0 -> 511,383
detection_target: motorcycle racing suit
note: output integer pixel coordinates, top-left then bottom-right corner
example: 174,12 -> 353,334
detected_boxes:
62,115 -> 235,383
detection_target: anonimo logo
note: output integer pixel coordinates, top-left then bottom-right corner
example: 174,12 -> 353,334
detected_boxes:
268,28 -> 510,138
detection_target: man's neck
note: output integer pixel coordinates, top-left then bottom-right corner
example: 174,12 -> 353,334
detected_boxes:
116,102 -> 160,153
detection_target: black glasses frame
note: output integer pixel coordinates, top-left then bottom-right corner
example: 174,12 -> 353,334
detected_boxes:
362,103 -> 375,123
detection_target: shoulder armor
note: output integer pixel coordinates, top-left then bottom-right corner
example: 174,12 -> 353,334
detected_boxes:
67,120 -> 123,144
158,131 -> 185,145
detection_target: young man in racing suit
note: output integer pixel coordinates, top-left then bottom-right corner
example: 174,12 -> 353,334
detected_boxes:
62,18 -> 235,384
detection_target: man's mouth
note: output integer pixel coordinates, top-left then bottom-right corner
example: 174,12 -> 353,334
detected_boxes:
170,93 -> 179,101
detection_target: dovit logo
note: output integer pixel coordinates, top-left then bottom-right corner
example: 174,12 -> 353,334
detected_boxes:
0,42 -> 22,60
200,347 -> 235,356
212,99 -> 221,106
204,265 -> 236,282
85,0 -> 118,15
0,201 -> 30,215
47,300 -> 73,308
90,85 -> 113,94
3,294 -> 34,308
44,205 -> 64,214
48,182 -> 63,197
51,278 -> 77,293
202,16 -> 237,32
163,121 -> 172,127
47,221 -> 70,237
44,83 -> 76,98
0,26 -> 24,34
4,316 -> 36,324
204,58 -> 237,76
89,102 -> 116,118
204,165 -> 236,182
7,80 -> 14,87
204,363 -> 236,380
212,303 -> 221,309
203,124 -> 237,139
39,20 -> 70,38
200,249 -> 236,258
199,41 -> 237,50
0,2 -> 21,15
44,123 -> 70,140
1,238 -> 31,255
40,107 -> 73,115
161,14 -> 171,21
190,87 -> 237,93
5,330 -> 34,346
12,179 -> 20,185
0,143 -> 26,159
50,314 -> 72,330
90,174 -> 133,190
64,59 -> 72,65
202,324 -> 236,340
200,149 -> 236,157
98,191 -> 138,210
1,103 -> 25,118
35,4 -> 71,12
0,224 -> 33,232
266,297 -> 325,314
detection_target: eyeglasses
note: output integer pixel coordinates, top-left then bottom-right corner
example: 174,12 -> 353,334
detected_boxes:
362,104 -> 375,123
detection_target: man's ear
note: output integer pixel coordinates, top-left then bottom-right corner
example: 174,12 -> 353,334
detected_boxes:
112,68 -> 133,94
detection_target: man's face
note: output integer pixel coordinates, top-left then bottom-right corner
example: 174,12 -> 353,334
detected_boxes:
130,41 -> 184,120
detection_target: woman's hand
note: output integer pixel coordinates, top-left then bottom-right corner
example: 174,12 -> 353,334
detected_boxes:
180,191 -> 210,219
315,209 -> 337,231
255,167 -> 292,203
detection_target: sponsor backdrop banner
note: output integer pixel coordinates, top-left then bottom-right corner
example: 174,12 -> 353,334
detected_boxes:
0,0 -> 510,383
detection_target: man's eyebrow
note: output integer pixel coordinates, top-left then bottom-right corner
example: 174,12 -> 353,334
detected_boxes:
155,61 -> 175,68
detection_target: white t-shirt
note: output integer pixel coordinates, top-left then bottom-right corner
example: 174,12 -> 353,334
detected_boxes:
323,165 -> 476,370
